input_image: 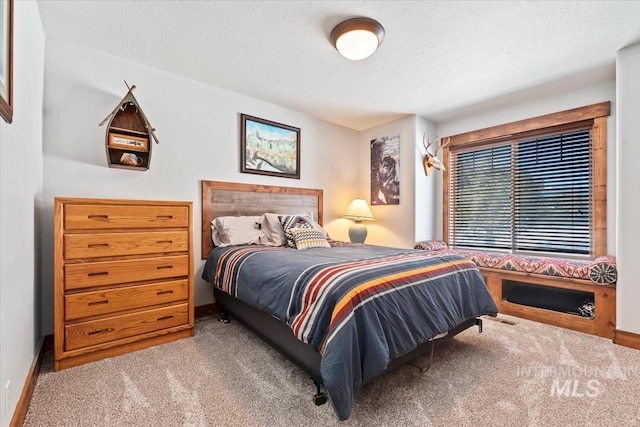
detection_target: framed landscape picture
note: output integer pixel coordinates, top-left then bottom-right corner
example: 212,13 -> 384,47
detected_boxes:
0,0 -> 13,123
240,114 -> 300,179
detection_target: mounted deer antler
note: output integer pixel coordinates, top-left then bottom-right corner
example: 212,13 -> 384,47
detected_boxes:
422,133 -> 450,176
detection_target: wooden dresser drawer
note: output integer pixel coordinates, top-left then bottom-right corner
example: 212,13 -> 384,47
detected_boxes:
64,231 -> 188,259
65,303 -> 189,351
64,204 -> 188,230
64,255 -> 189,290
65,279 -> 189,321
55,197 -> 193,371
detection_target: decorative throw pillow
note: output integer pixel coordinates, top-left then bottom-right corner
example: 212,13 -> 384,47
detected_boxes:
588,255 -> 617,285
278,214 -> 314,248
414,240 -> 448,251
578,300 -> 595,319
290,227 -> 331,250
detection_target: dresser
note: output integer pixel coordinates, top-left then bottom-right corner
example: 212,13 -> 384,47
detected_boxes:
54,197 -> 194,371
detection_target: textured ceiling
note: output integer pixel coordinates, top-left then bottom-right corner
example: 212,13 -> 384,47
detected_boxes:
37,1 -> 640,131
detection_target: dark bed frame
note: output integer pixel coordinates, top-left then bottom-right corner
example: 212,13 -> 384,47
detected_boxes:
201,180 -> 482,403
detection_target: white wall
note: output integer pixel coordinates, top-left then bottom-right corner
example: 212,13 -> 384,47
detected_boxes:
436,80 -> 617,255
355,115 -> 440,248
40,39 -> 360,335
0,1 -> 45,425
414,116 -> 440,242
358,115 -> 418,248
615,42 -> 640,335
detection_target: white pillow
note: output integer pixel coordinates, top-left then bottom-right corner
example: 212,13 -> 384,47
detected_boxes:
261,212 -> 328,246
211,219 -> 224,246
304,212 -> 329,239
211,216 -> 264,247
261,213 -> 287,246
312,219 -> 329,239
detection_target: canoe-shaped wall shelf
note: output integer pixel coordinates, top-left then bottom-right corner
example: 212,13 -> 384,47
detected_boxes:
99,81 -> 159,171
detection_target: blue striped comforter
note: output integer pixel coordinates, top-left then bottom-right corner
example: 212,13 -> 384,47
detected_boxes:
203,244 -> 498,420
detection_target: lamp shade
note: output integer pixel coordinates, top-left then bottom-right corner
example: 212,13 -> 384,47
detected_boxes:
330,18 -> 385,60
343,198 -> 375,221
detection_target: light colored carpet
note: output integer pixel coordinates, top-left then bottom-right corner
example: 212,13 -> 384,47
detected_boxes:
25,314 -> 640,426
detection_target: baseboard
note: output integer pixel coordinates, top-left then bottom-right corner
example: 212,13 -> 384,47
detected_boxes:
11,303 -> 218,425
9,336 -> 48,427
613,329 -> 640,350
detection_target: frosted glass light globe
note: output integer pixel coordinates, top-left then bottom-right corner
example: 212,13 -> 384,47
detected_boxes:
335,29 -> 381,60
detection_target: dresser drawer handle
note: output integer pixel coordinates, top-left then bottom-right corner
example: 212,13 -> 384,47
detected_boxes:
156,290 -> 173,296
88,243 -> 109,248
88,328 -> 112,336
88,271 -> 109,277
156,240 -> 173,245
156,265 -> 173,270
88,300 -> 109,306
157,315 -> 174,321
87,215 -> 108,220
157,215 -> 174,220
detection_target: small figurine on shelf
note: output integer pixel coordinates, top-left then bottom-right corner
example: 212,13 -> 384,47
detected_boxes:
99,81 -> 159,171
120,152 -> 144,167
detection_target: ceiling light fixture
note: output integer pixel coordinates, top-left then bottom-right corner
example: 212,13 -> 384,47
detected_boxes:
330,17 -> 385,61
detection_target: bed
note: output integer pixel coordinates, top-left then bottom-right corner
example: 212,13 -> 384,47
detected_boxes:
200,180 -> 498,420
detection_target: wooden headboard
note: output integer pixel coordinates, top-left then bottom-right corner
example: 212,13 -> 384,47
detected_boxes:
201,181 -> 323,259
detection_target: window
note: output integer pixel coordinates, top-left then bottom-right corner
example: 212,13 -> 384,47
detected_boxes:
444,102 -> 609,258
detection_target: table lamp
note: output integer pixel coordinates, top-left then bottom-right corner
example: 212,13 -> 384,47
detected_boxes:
343,198 -> 375,243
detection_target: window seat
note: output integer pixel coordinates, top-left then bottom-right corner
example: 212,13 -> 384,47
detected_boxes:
414,241 -> 617,338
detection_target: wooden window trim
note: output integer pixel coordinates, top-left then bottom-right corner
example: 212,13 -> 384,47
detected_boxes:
592,116 -> 607,257
446,102 -> 610,147
443,101 -> 610,258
